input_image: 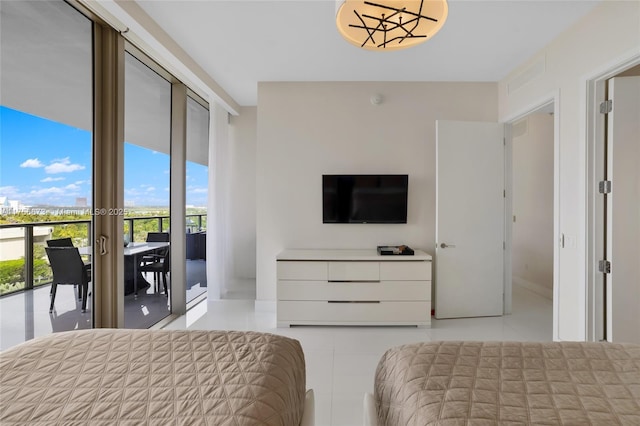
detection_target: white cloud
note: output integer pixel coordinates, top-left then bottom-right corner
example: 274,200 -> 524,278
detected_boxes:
29,184 -> 82,197
189,188 -> 208,194
64,184 -> 80,191
146,186 -> 156,192
30,187 -> 65,196
74,180 -> 90,185
45,157 -> 86,174
0,186 -> 20,197
41,177 -> 65,182
20,158 -> 44,168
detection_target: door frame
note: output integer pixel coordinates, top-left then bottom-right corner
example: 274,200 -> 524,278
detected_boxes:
502,91 -> 560,340
585,52 -> 640,342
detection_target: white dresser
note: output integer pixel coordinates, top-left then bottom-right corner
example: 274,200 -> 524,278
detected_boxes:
276,249 -> 432,327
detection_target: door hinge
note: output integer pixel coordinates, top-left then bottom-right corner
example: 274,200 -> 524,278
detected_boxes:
503,189 -> 506,198
598,180 -> 612,194
503,241 -> 506,250
600,100 -> 612,114
598,260 -> 611,274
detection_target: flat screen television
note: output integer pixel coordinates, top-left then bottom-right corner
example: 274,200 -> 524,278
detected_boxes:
322,174 -> 408,223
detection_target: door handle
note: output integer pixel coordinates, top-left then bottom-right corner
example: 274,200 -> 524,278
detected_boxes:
439,243 -> 456,249
98,235 -> 108,255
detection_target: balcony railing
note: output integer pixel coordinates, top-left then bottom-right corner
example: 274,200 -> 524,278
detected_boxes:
0,214 -> 206,297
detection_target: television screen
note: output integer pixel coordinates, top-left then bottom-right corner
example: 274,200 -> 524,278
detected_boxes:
322,174 -> 408,223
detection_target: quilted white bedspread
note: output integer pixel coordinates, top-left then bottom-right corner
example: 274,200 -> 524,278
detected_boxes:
0,329 -> 306,425
375,341 -> 640,425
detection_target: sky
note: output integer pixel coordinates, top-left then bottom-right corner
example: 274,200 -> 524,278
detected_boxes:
0,106 -> 208,208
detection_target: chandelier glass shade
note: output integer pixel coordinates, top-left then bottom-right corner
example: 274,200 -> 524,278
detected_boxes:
336,0 -> 448,51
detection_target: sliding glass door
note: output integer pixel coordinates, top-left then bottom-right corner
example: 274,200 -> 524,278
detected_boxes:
1,1 -> 210,343
0,0 -> 93,349
123,52 -> 172,329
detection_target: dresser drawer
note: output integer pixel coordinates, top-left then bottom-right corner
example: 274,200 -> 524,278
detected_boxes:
328,261 -> 379,281
278,280 -> 430,301
380,261 -> 431,281
277,261 -> 328,280
278,301 -> 429,324
276,249 -> 433,327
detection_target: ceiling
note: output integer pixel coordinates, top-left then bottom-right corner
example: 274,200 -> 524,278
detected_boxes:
136,0 -> 601,106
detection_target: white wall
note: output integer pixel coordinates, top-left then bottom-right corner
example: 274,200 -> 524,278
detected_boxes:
256,82 -> 497,301
498,1 -> 640,341
512,113 -> 554,299
229,107 -> 257,282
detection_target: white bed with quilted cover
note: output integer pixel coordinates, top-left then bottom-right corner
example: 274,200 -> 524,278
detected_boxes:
369,341 -> 640,425
0,329 -> 313,425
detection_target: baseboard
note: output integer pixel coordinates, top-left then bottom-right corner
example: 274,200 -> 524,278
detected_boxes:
254,300 -> 276,313
513,276 -> 553,300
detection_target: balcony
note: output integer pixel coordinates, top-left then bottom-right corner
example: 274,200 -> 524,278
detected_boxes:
0,214 -> 207,350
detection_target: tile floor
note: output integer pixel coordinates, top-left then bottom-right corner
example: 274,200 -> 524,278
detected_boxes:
0,282 -> 174,350
0,260 -> 208,350
163,285 -> 553,426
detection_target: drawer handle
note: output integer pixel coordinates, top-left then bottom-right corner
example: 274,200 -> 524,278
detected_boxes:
328,280 -> 381,283
328,301 -> 381,304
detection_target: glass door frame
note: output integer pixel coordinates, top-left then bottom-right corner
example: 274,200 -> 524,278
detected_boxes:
89,22 -> 189,327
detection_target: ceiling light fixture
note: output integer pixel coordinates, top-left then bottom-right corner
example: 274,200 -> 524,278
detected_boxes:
336,0 -> 448,51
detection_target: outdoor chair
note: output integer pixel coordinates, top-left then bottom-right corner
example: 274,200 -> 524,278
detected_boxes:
142,232 -> 170,263
45,247 -> 91,313
139,248 -> 170,296
141,232 -> 170,287
146,232 -> 170,243
45,238 -> 91,295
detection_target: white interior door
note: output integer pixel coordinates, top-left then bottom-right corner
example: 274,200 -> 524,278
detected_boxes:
435,120 -> 505,319
606,76 -> 640,343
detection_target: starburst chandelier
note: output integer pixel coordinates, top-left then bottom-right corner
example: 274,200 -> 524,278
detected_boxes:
336,0 -> 448,51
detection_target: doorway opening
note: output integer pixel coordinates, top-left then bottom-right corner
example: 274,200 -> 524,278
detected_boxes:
510,106 -> 555,339
505,97 -> 559,341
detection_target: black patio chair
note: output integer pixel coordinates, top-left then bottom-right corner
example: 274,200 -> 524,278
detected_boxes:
45,238 -> 90,295
45,247 -> 91,313
45,238 -> 91,292
142,232 -> 170,263
139,248 -> 170,296
141,232 -> 170,288
146,232 -> 170,243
